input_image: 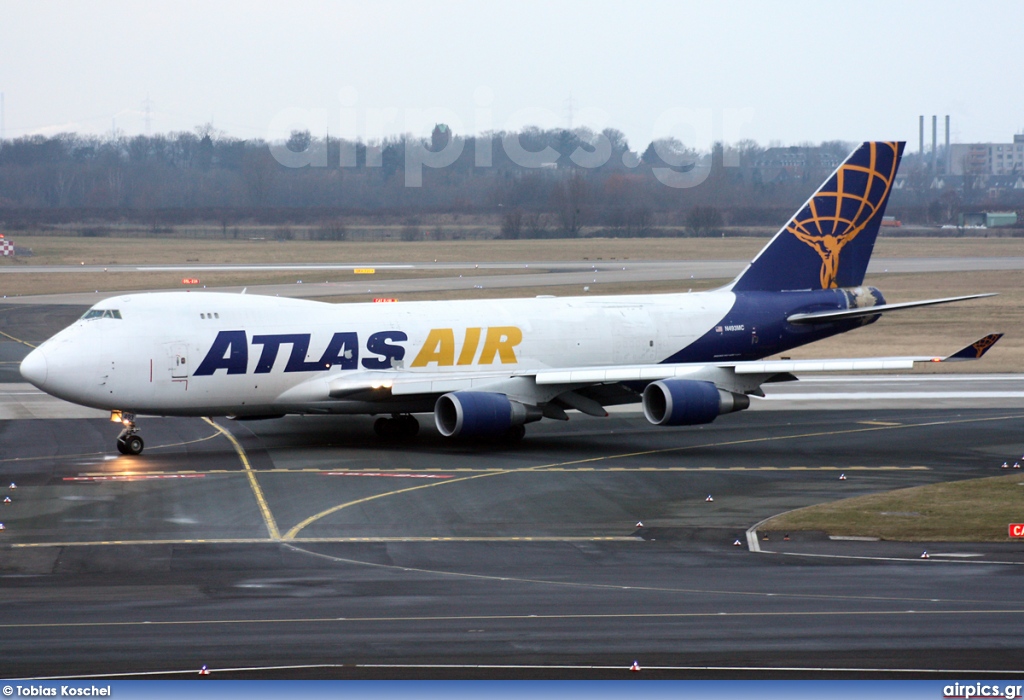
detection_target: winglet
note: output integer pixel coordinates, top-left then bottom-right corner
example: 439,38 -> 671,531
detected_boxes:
941,333 -> 1003,362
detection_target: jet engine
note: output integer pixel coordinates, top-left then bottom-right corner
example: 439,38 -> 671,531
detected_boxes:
434,391 -> 542,438
642,379 -> 750,427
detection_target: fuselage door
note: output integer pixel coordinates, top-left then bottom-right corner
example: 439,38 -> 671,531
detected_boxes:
170,343 -> 189,379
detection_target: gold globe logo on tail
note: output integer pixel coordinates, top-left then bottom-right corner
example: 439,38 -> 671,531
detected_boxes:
787,142 -> 900,289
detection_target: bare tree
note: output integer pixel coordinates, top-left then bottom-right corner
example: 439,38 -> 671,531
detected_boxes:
686,206 -> 724,236
500,208 -> 523,239
525,211 -> 549,238
553,171 -> 587,236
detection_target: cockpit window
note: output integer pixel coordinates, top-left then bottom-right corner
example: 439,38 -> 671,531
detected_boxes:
80,309 -> 122,320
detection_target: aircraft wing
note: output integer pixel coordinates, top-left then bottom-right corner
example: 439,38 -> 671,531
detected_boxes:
731,332 -> 1003,372
276,334 -> 1002,409
529,333 -> 1002,399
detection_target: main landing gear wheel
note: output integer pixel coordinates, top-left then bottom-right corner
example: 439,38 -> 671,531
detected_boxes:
373,414 -> 420,441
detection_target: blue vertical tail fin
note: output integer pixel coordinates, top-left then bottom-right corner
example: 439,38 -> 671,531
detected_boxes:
731,141 -> 905,292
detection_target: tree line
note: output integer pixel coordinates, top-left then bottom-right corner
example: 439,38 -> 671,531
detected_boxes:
0,125 -> 1020,235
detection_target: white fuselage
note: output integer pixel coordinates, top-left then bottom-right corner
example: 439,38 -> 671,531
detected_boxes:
22,290 -> 735,416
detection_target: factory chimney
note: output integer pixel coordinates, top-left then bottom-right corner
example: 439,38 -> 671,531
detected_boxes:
931,115 -> 937,173
944,115 -> 950,175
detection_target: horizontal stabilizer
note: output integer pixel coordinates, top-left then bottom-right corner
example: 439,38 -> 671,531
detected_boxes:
786,293 -> 996,324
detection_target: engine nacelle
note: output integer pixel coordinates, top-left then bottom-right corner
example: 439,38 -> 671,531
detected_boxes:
434,391 -> 542,438
642,379 -> 750,427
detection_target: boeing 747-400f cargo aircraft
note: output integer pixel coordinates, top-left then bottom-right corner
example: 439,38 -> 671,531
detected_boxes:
20,141 -> 1001,454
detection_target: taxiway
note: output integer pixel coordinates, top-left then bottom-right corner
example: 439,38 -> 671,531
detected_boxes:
2,385 -> 1023,678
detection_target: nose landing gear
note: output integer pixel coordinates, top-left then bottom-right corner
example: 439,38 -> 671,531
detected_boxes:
113,411 -> 145,455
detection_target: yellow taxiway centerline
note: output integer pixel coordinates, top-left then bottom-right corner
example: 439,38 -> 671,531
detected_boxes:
202,417 -> 281,540
0,328 -> 38,349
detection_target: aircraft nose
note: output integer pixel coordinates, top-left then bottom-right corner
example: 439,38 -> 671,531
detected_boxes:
20,347 -> 48,387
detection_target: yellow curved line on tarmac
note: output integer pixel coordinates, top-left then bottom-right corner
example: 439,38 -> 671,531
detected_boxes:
203,417 -> 280,540
0,329 -> 37,349
284,413 -> 1024,541
283,468 -> 507,540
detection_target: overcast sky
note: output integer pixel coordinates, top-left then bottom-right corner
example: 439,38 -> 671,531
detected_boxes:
2,0 -> 1022,150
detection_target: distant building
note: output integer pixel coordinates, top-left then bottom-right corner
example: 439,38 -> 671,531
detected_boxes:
948,134 -> 1024,176
958,211 -> 1019,228
754,146 -> 846,183
0,234 -> 13,257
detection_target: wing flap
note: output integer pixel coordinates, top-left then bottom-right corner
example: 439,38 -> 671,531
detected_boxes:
327,369 -> 526,399
535,364 -> 709,385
